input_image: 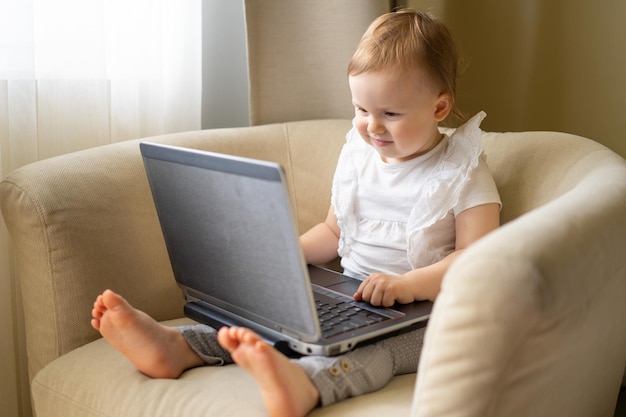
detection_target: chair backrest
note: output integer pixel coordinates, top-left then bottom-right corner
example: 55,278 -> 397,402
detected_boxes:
481,130 -> 618,224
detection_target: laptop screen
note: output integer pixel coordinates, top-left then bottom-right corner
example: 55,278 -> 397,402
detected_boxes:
141,143 -> 319,337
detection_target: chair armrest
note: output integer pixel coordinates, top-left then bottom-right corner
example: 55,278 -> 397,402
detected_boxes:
413,149 -> 626,417
0,120 -> 350,380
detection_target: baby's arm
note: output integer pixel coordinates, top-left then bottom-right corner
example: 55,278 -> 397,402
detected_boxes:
299,205 -> 341,266
355,202 -> 501,306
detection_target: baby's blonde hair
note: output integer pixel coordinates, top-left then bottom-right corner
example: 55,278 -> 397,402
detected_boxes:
348,9 -> 463,123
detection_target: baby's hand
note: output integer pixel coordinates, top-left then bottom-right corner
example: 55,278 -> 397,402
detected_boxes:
354,273 -> 415,307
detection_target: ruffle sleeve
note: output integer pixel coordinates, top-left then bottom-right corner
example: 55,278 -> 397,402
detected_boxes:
331,122 -> 366,260
407,111 -> 487,268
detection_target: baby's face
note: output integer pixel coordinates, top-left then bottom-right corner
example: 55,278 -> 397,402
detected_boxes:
349,68 -> 451,163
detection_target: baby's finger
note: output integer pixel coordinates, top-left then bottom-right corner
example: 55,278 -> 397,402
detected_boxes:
354,277 -> 370,300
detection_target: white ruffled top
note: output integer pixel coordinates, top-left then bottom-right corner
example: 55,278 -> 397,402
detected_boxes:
331,111 -> 501,279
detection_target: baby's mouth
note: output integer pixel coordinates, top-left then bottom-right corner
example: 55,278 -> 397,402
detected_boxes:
371,137 -> 392,147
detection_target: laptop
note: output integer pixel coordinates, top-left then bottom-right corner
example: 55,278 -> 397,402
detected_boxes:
140,142 -> 432,356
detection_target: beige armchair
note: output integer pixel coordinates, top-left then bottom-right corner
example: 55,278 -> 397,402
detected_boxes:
1,119 -> 626,416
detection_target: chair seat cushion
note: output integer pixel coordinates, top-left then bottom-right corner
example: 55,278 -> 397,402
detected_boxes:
32,319 -> 416,417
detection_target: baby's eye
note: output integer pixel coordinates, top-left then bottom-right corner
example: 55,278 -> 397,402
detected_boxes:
385,111 -> 400,118
356,107 -> 368,115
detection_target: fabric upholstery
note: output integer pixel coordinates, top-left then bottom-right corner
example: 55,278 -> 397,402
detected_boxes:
0,120 -> 350,383
413,132 -> 626,417
1,120 -> 625,416
31,318 -> 416,417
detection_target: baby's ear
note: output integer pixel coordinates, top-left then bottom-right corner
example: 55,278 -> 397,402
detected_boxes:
434,93 -> 453,122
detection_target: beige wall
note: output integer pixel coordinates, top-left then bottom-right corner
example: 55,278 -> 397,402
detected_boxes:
408,0 -> 626,159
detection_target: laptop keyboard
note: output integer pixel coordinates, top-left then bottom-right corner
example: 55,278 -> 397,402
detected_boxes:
314,288 -> 392,338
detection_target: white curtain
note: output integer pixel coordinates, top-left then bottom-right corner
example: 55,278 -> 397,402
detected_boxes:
0,0 -> 202,174
0,2 -> 200,416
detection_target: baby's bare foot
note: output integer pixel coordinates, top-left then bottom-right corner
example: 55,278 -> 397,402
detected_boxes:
217,327 -> 320,417
91,289 -> 202,378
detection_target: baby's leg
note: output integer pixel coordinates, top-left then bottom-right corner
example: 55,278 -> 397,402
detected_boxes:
217,327 -> 320,417
218,326 -> 425,415
298,326 -> 425,406
91,289 -> 206,378
179,324 -> 233,366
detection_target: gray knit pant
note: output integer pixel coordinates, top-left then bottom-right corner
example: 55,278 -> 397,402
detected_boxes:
179,324 -> 425,406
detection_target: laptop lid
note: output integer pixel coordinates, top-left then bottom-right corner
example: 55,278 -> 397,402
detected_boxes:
140,142 -> 432,356
140,142 -> 320,341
